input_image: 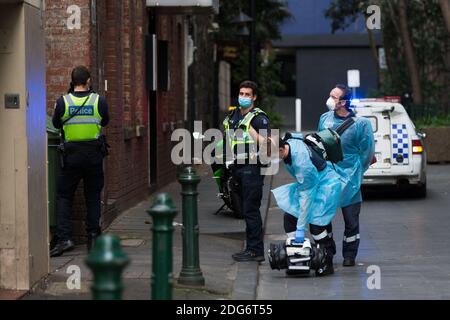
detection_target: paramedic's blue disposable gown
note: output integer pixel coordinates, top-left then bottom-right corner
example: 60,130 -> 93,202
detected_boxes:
318,111 -> 375,206
271,134 -> 350,230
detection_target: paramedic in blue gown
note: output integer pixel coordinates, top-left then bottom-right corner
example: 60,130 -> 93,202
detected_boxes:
318,84 -> 375,267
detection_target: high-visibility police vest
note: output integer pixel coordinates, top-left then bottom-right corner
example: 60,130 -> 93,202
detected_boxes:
223,107 -> 267,161
61,93 -> 102,142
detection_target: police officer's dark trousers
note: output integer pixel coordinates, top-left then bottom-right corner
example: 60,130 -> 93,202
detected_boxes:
232,164 -> 265,255
342,202 -> 361,259
56,143 -> 104,241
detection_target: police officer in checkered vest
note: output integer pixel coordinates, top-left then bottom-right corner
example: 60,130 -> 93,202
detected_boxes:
50,66 -> 110,257
318,84 -> 375,267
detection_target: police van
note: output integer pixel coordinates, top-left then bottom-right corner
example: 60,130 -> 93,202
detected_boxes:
352,97 -> 427,197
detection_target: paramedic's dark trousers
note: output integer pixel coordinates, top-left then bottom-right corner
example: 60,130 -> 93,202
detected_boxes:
342,202 -> 361,259
56,146 -> 104,242
232,164 -> 265,255
283,214 -> 336,258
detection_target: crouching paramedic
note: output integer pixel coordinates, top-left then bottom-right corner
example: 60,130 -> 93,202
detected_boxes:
271,133 -> 343,276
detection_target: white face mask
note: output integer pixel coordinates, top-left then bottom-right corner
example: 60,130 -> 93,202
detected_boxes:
326,97 -> 336,111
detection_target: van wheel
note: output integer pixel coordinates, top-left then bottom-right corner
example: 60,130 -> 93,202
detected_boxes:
414,183 -> 427,198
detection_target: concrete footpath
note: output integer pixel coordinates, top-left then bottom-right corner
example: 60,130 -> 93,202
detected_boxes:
23,164 -> 272,300
21,163 -> 450,300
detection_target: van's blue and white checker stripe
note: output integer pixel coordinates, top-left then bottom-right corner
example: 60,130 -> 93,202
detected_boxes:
392,123 -> 409,165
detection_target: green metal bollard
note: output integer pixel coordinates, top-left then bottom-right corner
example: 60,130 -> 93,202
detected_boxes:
177,166 -> 205,286
147,193 -> 178,300
85,234 -> 130,300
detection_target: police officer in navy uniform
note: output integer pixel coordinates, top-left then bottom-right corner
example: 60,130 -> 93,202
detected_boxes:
224,81 -> 270,262
50,66 -> 109,257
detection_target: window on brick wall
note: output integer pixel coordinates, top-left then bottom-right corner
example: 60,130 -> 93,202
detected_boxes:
158,40 -> 170,91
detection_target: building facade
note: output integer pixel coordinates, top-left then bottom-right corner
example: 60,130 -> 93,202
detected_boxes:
0,0 -> 48,291
1,0 -> 219,291
274,0 -> 382,130
46,0 -> 219,241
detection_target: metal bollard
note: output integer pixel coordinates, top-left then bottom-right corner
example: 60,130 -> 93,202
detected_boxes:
85,234 -> 130,300
177,166 -> 205,286
147,193 -> 177,300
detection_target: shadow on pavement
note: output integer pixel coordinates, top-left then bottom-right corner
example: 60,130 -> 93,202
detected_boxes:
362,186 -> 427,200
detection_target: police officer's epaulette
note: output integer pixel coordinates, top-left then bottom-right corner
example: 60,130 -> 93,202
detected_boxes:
250,107 -> 267,118
226,107 -> 239,120
228,106 -> 237,113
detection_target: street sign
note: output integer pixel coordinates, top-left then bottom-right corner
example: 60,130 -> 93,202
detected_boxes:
378,48 -> 387,70
347,69 -> 360,88
222,46 -> 239,59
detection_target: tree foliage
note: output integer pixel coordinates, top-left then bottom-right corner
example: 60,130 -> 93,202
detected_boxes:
216,0 -> 291,43
325,0 -> 450,116
214,0 -> 292,128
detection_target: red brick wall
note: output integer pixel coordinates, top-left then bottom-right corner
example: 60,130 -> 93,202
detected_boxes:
151,13 -> 217,188
155,14 -> 186,187
97,0 -> 149,227
46,0 -> 92,115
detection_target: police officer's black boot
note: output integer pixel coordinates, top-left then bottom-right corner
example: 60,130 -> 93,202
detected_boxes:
50,240 -> 75,257
87,232 -> 101,253
343,257 -> 356,267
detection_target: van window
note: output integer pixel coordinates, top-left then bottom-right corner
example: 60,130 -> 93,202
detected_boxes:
364,116 -> 378,133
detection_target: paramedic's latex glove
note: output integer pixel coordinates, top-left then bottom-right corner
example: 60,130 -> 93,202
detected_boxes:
295,228 -> 305,244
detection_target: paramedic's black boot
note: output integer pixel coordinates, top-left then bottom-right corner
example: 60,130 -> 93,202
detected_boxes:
315,239 -> 335,276
50,240 -> 75,257
87,232 -> 101,253
314,234 -> 335,276
343,257 -> 356,267
316,258 -> 334,276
